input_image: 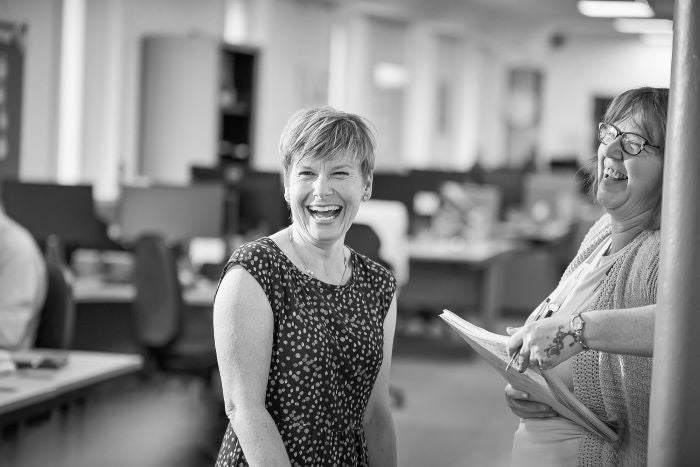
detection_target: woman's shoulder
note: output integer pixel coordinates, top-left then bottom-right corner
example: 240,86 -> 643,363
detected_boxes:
218,237 -> 288,291
623,229 -> 661,303
577,213 -> 613,250
633,229 -> 661,264
230,237 -> 278,260
589,213 -> 613,237
225,237 -> 286,274
351,249 -> 397,289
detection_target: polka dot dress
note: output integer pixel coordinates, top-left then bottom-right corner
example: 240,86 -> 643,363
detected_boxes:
215,237 -> 396,467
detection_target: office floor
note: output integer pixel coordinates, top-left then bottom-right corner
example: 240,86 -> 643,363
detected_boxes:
392,356 -> 516,467
9,318 -> 520,467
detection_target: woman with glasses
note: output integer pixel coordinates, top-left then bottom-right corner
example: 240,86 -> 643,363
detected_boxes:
503,87 -> 668,466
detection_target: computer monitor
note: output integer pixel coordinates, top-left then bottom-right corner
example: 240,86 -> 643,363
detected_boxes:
117,183 -> 226,244
235,171 -> 288,235
0,180 -> 118,252
370,172 -> 411,203
191,168 -> 288,236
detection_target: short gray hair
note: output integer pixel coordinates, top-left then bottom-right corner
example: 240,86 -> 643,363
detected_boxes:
279,106 -> 376,182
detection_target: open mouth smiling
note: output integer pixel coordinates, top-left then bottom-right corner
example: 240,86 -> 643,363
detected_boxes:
307,204 -> 343,219
603,167 -> 628,181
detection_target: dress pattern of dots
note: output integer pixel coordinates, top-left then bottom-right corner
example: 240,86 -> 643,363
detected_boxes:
215,237 -> 396,467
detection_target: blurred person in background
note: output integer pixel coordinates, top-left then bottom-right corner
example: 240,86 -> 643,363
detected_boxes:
213,107 -> 397,466
504,87 -> 668,466
0,208 -> 47,350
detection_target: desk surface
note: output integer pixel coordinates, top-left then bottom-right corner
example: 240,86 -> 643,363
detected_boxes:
0,350 -> 143,416
498,219 -> 572,244
405,237 -> 520,331
409,238 -> 517,265
73,277 -> 216,306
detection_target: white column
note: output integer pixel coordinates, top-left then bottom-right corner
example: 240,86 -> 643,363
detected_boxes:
56,0 -> 85,184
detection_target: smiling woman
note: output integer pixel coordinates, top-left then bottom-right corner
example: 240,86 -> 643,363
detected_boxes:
595,89 -> 666,236
213,106 -> 398,467
285,153 -> 366,259
504,87 -> 668,466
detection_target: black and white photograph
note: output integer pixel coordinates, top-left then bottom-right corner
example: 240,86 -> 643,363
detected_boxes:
1,0 -> 697,466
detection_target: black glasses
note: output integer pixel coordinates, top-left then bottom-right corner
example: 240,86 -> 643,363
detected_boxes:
598,122 -> 661,156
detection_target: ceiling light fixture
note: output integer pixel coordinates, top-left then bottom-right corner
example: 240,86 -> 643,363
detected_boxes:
373,62 -> 409,90
578,0 -> 654,18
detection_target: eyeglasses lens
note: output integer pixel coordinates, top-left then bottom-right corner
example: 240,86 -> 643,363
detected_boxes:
599,124 -> 617,144
621,134 -> 644,155
598,123 -> 644,155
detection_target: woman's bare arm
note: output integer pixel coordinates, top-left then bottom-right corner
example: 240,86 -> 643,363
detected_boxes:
213,266 -> 291,466
363,296 -> 398,467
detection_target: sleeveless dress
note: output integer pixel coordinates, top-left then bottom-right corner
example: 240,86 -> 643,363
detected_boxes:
215,237 -> 397,467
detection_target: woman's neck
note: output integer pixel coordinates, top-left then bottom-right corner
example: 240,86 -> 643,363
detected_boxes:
609,211 -> 656,254
286,227 -> 347,279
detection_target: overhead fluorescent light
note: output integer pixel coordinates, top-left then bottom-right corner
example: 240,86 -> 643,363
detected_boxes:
578,1 -> 654,18
373,62 -> 409,90
614,18 -> 673,34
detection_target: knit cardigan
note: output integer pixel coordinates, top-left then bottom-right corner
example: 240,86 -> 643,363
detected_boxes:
561,214 -> 660,466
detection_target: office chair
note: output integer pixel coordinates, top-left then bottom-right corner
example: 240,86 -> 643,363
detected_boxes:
33,234 -> 75,349
34,259 -> 76,349
345,223 -> 390,270
131,234 -> 217,383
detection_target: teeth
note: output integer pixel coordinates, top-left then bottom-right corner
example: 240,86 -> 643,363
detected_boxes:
309,205 -> 340,212
604,167 -> 628,180
308,205 -> 342,219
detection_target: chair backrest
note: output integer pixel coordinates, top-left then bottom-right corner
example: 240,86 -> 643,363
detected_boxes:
346,223 -> 390,270
131,234 -> 184,349
353,200 -> 409,285
35,260 -> 75,349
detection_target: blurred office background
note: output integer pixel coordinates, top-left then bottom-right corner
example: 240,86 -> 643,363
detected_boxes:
0,0 -> 674,466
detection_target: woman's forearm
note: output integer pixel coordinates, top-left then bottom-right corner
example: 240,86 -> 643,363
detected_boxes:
229,406 -> 291,467
583,304 -> 656,356
364,406 -> 397,467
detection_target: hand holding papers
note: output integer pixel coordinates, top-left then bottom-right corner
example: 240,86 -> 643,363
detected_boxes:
439,309 -> 618,442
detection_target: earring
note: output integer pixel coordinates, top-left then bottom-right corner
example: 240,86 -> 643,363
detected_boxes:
362,191 -> 371,201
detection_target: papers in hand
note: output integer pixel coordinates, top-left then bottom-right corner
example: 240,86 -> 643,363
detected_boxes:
439,309 -> 618,443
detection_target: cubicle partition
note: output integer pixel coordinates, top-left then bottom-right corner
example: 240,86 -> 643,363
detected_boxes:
191,167 -> 289,236
0,180 -> 120,256
117,183 -> 226,244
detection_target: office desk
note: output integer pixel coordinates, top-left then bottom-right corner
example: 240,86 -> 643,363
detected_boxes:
404,238 -> 517,331
0,350 -> 143,425
409,238 -> 516,265
71,278 -> 216,353
497,220 -> 575,314
499,218 -> 572,244
73,277 -> 217,307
